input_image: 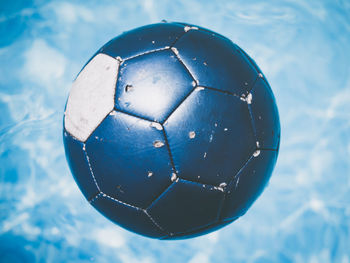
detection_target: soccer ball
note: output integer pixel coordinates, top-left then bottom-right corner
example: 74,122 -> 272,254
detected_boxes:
63,22 -> 280,239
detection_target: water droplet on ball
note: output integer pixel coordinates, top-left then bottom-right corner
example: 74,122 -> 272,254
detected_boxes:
125,84 -> 134,92
184,26 -> 191,32
195,86 -> 205,91
189,131 -> 196,139
171,173 -> 177,182
219,182 -> 227,188
171,47 -> 179,55
150,122 -> 163,130
153,140 -> 165,148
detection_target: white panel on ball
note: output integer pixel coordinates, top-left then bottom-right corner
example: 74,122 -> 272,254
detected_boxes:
64,53 -> 119,142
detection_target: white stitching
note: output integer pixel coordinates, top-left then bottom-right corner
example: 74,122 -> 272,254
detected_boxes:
89,192 -> 102,203
247,103 -> 258,143
170,48 -> 197,82
178,177 -> 227,191
101,191 -> 140,210
123,47 -> 170,62
230,154 -> 254,190
83,146 -> 101,192
143,210 -> 166,232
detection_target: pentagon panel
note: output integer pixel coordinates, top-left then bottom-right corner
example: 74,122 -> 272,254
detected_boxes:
100,22 -> 185,60
148,179 -> 224,235
250,78 -> 280,149
173,29 -> 258,96
64,53 -> 118,142
164,88 -> 256,186
220,150 -> 277,220
85,111 -> 173,209
63,131 -> 99,201
115,49 -> 194,122
92,195 -> 165,238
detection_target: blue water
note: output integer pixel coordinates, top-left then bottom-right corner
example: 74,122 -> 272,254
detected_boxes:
1,0 -> 349,262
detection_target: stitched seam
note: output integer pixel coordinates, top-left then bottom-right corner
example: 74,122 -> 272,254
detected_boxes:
173,179 -> 227,221
89,192 -> 102,203
63,127 -> 81,143
171,48 -> 197,82
113,61 -> 122,110
84,147 -> 101,192
161,87 -> 196,125
146,182 -> 175,210
161,127 -> 177,173
217,154 -> 254,221
119,23 -> 191,63
114,107 -> 155,123
247,103 -> 258,142
83,109 -> 114,143
236,47 -> 273,97
179,177 -> 226,190
197,85 -> 241,98
245,76 -> 279,151
123,47 -> 170,62
169,28 -> 188,48
91,191 -> 168,235
102,191 -> 141,210
247,75 -> 260,94
235,45 -> 261,77
228,154 -> 254,190
143,210 -> 167,233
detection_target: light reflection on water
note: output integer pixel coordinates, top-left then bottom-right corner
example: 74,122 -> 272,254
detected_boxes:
0,0 -> 349,262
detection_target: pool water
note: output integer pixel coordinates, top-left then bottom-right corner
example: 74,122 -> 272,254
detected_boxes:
0,0 -> 349,262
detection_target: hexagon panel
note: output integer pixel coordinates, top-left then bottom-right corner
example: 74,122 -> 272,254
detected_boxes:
85,111 -> 173,209
148,179 -> 224,234
164,88 -> 256,186
220,149 -> 278,220
173,29 -> 258,96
